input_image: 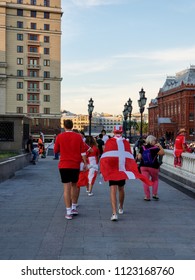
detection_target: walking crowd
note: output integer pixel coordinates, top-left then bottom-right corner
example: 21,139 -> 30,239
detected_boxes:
27,120 -> 194,222
53,120 -> 163,222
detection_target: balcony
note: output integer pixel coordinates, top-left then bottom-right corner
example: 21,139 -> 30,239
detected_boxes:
28,52 -> 41,58
27,64 -> 41,70
27,113 -> 41,117
27,40 -> 41,46
27,100 -> 40,105
27,88 -> 40,93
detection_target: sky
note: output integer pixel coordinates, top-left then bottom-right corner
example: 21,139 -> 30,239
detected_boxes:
60,0 -> 195,115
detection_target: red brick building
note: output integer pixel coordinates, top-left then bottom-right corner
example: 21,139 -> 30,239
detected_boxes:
148,66 -> 195,142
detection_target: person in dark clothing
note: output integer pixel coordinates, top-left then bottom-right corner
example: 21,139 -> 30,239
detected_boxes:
26,135 -> 37,165
96,133 -> 104,158
158,136 -> 166,165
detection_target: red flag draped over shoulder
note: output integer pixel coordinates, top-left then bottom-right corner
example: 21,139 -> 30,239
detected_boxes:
100,136 -> 153,186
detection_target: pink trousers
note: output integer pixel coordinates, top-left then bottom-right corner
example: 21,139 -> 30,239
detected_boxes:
140,166 -> 159,199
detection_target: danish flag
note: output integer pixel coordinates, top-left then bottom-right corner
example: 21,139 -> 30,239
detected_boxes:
100,136 -> 153,186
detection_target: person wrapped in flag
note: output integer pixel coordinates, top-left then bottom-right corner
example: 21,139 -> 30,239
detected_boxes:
77,136 -> 99,196
100,125 -> 153,221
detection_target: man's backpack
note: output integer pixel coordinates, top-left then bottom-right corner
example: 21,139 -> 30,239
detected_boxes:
142,146 -> 158,165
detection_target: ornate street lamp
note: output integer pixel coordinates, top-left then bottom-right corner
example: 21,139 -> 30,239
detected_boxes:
123,102 -> 128,138
137,88 -> 147,137
127,98 -> 133,142
88,98 -> 94,136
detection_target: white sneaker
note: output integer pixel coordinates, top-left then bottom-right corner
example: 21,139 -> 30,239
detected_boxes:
111,214 -> 118,221
88,192 -> 94,196
118,205 -> 124,214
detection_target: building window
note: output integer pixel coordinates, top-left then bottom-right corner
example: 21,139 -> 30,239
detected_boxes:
17,70 -> 23,77
31,0 -> 36,4
44,118 -> 50,126
29,46 -> 38,53
44,36 -> 50,43
29,70 -> 38,77
31,23 -> 36,29
17,107 -> 23,113
189,112 -> 194,121
29,59 -> 38,66
17,0 -> 23,3
44,0 -> 50,7
17,46 -> 23,53
44,108 -> 50,114
44,71 -> 50,78
44,95 -> 50,102
29,107 -> 37,113
17,82 -> 23,89
31,11 -> 37,17
29,94 -> 37,100
17,9 -> 23,16
17,21 -> 23,28
0,122 -> 14,142
44,12 -> 50,19
29,82 -> 38,89
44,48 -> 49,55
17,58 -> 23,65
44,59 -> 50,66
29,34 -> 38,41
44,83 -> 50,90
44,24 -> 50,31
17,33 -> 23,41
17,94 -> 23,101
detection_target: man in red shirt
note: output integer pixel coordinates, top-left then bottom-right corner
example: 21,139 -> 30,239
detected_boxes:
54,119 -> 87,220
174,128 -> 187,167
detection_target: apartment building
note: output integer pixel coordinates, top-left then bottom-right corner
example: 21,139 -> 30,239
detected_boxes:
0,0 -> 62,139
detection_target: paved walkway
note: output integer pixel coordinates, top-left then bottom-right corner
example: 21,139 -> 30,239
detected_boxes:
0,156 -> 195,260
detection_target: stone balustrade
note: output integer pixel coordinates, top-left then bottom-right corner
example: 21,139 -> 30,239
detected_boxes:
159,149 -> 195,191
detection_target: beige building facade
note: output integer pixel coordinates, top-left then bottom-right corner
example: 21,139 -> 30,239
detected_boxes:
0,0 -> 62,139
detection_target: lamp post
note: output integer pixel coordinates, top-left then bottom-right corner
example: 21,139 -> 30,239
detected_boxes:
138,88 -> 147,137
127,98 -> 133,142
88,98 -> 94,136
123,103 -> 128,138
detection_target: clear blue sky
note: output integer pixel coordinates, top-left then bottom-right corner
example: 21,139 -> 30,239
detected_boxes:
61,0 -> 195,115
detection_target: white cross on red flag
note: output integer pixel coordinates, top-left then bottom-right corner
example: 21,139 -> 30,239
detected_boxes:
100,136 -> 153,186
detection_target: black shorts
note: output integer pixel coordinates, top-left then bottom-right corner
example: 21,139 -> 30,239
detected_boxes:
109,180 -> 126,187
59,168 -> 80,183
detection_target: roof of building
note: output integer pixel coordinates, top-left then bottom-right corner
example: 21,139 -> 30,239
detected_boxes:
160,65 -> 195,92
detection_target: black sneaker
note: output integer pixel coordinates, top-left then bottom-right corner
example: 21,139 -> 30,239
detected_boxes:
153,195 -> 159,200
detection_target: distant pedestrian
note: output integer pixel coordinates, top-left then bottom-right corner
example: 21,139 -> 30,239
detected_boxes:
53,134 -> 59,160
101,129 -> 109,144
173,128 -> 187,167
54,119 -> 87,220
137,135 -> 165,201
96,133 -> 104,158
100,125 -> 153,221
75,131 -> 92,205
26,134 -> 37,165
85,136 -> 99,196
38,134 -> 46,158
158,136 -> 166,165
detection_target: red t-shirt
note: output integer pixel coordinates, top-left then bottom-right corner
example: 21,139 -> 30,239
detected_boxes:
54,131 -> 86,169
174,135 -> 186,150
